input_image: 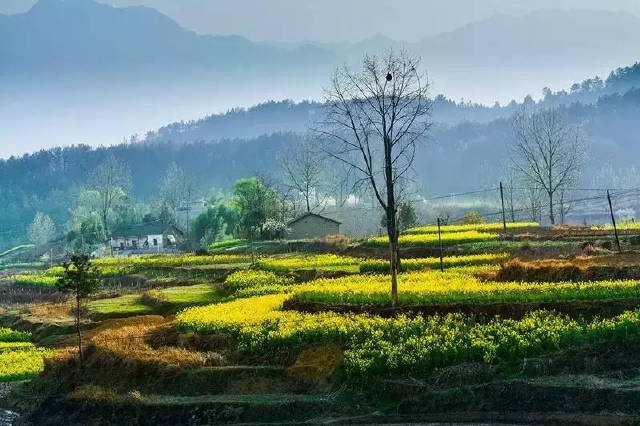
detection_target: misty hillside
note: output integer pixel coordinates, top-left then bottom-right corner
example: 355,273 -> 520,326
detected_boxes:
3,0 -> 640,153
2,82 -> 640,249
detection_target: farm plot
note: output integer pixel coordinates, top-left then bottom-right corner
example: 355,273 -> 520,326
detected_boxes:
404,222 -> 539,235
176,291 -> 640,379
0,328 -> 47,382
367,230 -> 499,248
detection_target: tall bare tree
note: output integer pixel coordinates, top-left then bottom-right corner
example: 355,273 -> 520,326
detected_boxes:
316,50 -> 432,306
511,108 -> 583,224
89,156 -> 131,234
159,162 -> 194,227
280,141 -> 328,214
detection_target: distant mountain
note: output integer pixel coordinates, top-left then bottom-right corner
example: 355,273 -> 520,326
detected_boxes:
2,1 -> 640,155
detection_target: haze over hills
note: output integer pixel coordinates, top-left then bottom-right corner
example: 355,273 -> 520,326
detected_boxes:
2,0 -> 640,155
2,63 -> 640,249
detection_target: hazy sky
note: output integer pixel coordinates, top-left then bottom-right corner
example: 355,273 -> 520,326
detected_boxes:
2,0 -> 640,42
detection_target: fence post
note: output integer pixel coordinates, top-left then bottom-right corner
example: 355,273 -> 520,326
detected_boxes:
499,182 -> 507,232
437,218 -> 444,272
607,190 -> 621,252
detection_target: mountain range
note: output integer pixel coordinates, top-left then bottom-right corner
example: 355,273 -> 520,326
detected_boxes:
2,0 -> 640,154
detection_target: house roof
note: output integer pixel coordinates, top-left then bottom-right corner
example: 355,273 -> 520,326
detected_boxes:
111,222 -> 181,237
287,212 -> 342,226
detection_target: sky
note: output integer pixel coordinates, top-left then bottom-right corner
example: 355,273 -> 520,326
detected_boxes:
2,0 -> 640,43
2,0 -> 640,157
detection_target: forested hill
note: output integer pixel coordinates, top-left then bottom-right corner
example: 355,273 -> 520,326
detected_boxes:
143,62 -> 640,146
3,86 -> 640,249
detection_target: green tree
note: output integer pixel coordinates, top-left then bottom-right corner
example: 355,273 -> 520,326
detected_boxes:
57,255 -> 102,365
380,202 -> 418,233
398,202 -> 418,232
231,177 -> 279,240
192,203 -> 236,248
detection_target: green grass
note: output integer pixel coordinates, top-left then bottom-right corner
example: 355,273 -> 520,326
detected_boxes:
88,294 -> 153,316
0,244 -> 34,259
157,284 -> 222,305
0,327 -> 31,342
208,239 -> 248,251
0,262 -> 43,271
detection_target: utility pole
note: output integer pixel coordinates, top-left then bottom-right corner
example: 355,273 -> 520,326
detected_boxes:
607,190 -> 621,252
499,182 -> 507,232
437,218 -> 444,272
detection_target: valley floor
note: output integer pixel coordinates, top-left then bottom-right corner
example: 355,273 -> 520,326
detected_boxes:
3,224 -> 640,424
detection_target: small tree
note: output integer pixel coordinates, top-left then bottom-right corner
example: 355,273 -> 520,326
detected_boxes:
57,255 -> 101,365
462,211 -> 484,224
380,202 -> 418,233
27,212 -> 56,247
231,177 -> 279,240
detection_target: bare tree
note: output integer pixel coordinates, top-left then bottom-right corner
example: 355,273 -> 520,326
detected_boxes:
511,108 -> 583,224
522,183 -> 543,223
89,156 -> 131,234
280,141 -> 328,214
27,212 -> 56,248
316,50 -> 432,306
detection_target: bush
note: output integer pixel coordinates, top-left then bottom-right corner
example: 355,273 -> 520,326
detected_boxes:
462,211 -> 484,224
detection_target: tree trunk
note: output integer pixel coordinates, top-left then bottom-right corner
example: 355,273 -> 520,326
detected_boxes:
76,294 -> 83,366
384,133 -> 399,308
389,233 -> 399,308
548,191 -> 555,225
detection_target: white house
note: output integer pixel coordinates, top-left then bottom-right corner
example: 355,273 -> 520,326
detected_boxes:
109,223 -> 182,255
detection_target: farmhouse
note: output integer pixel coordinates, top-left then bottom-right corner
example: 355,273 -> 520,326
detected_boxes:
109,222 -> 181,255
287,213 -> 341,240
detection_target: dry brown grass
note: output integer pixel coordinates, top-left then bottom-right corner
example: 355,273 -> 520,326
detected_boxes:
22,300 -> 75,322
87,315 -> 208,367
496,255 -> 640,282
67,384 -> 121,403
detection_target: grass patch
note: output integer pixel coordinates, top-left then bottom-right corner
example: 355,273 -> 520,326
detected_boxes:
404,222 -> 538,235
89,294 -> 153,316
157,284 -> 222,306
0,244 -> 34,259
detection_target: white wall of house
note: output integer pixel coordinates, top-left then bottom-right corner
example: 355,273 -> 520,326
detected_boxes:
110,234 -> 165,250
147,234 -> 164,249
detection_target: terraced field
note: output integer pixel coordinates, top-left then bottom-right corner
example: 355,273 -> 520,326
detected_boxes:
4,223 -> 640,424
